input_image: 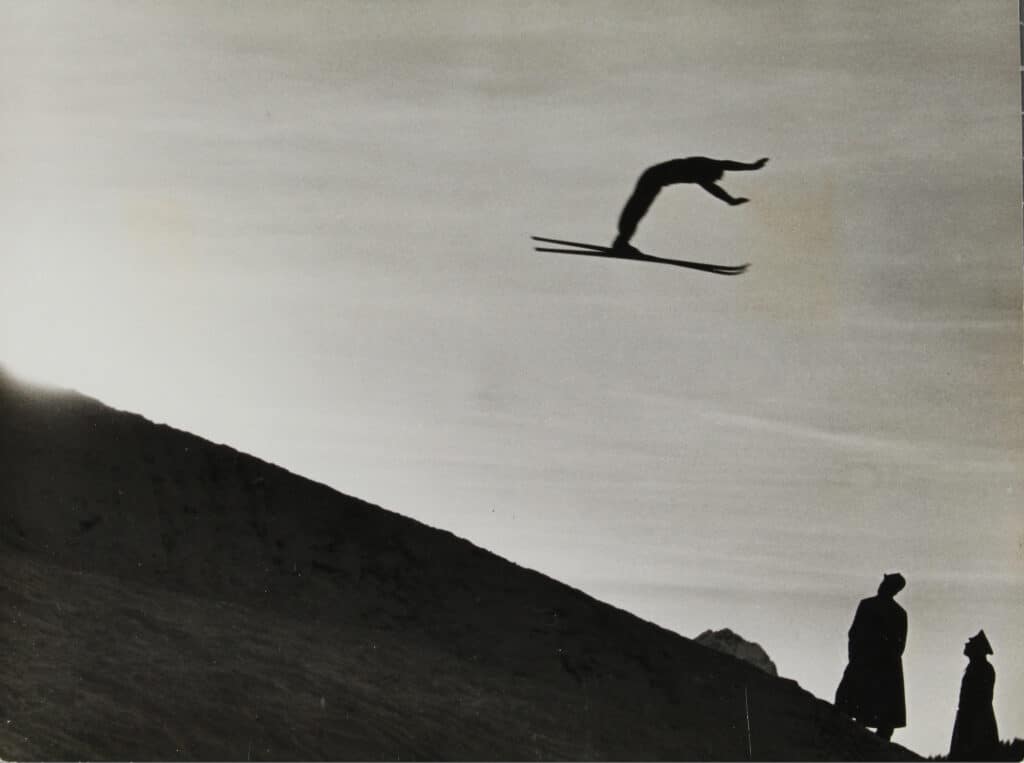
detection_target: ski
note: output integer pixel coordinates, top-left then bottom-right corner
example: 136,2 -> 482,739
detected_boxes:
532,236 -> 749,276
531,235 -> 610,252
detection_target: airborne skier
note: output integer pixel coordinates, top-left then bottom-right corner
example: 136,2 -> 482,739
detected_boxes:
612,156 -> 769,252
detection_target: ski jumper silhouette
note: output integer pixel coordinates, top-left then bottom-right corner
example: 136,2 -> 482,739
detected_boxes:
613,156 -> 769,250
531,154 -> 767,275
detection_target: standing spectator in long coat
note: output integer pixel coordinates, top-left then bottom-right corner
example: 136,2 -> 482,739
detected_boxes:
835,573 -> 908,740
949,630 -> 999,761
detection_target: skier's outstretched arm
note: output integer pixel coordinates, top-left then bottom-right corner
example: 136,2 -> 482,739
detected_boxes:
717,157 -> 769,171
699,182 -> 748,206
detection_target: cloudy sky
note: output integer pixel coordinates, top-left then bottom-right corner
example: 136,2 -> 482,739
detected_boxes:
2,1 -> 1021,754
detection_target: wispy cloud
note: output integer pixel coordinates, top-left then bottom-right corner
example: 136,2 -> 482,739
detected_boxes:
697,407 -> 1021,475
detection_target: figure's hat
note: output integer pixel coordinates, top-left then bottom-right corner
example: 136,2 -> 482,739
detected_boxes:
879,572 -> 906,595
967,630 -> 993,656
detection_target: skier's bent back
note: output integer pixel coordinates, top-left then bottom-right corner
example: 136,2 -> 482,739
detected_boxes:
613,156 -> 768,251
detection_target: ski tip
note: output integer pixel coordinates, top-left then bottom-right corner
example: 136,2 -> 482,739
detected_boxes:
712,264 -> 750,276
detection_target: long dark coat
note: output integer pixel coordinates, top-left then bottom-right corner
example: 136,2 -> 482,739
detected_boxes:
834,595 -> 907,728
949,659 -> 998,761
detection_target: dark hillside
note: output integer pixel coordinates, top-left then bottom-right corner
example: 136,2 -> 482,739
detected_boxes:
0,368 -> 919,760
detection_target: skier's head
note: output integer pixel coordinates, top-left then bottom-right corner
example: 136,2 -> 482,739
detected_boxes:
963,630 -> 993,659
877,572 -> 906,598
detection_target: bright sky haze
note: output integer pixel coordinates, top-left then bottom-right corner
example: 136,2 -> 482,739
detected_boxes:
2,2 -> 1022,755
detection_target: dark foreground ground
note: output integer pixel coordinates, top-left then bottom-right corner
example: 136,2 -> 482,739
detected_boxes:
0,369 -> 920,760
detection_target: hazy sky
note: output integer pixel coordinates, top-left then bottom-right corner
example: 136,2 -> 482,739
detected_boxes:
2,1 -> 1021,754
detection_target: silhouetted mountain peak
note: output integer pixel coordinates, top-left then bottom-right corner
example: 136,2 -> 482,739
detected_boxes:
696,628 -> 779,677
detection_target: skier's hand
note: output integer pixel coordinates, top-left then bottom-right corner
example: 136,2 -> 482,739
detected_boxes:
753,157 -> 769,169
730,197 -> 750,206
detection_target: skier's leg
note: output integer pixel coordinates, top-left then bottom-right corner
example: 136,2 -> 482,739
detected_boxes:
614,181 -> 660,249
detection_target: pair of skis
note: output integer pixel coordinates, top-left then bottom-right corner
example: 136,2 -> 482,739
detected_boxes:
532,236 -> 749,276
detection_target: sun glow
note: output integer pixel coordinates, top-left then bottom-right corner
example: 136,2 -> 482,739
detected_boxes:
0,236 -> 162,404
1,261 -> 88,391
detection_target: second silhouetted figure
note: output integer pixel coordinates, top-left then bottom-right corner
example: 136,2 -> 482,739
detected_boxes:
949,630 -> 999,761
835,573 -> 908,741
612,156 -> 768,250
